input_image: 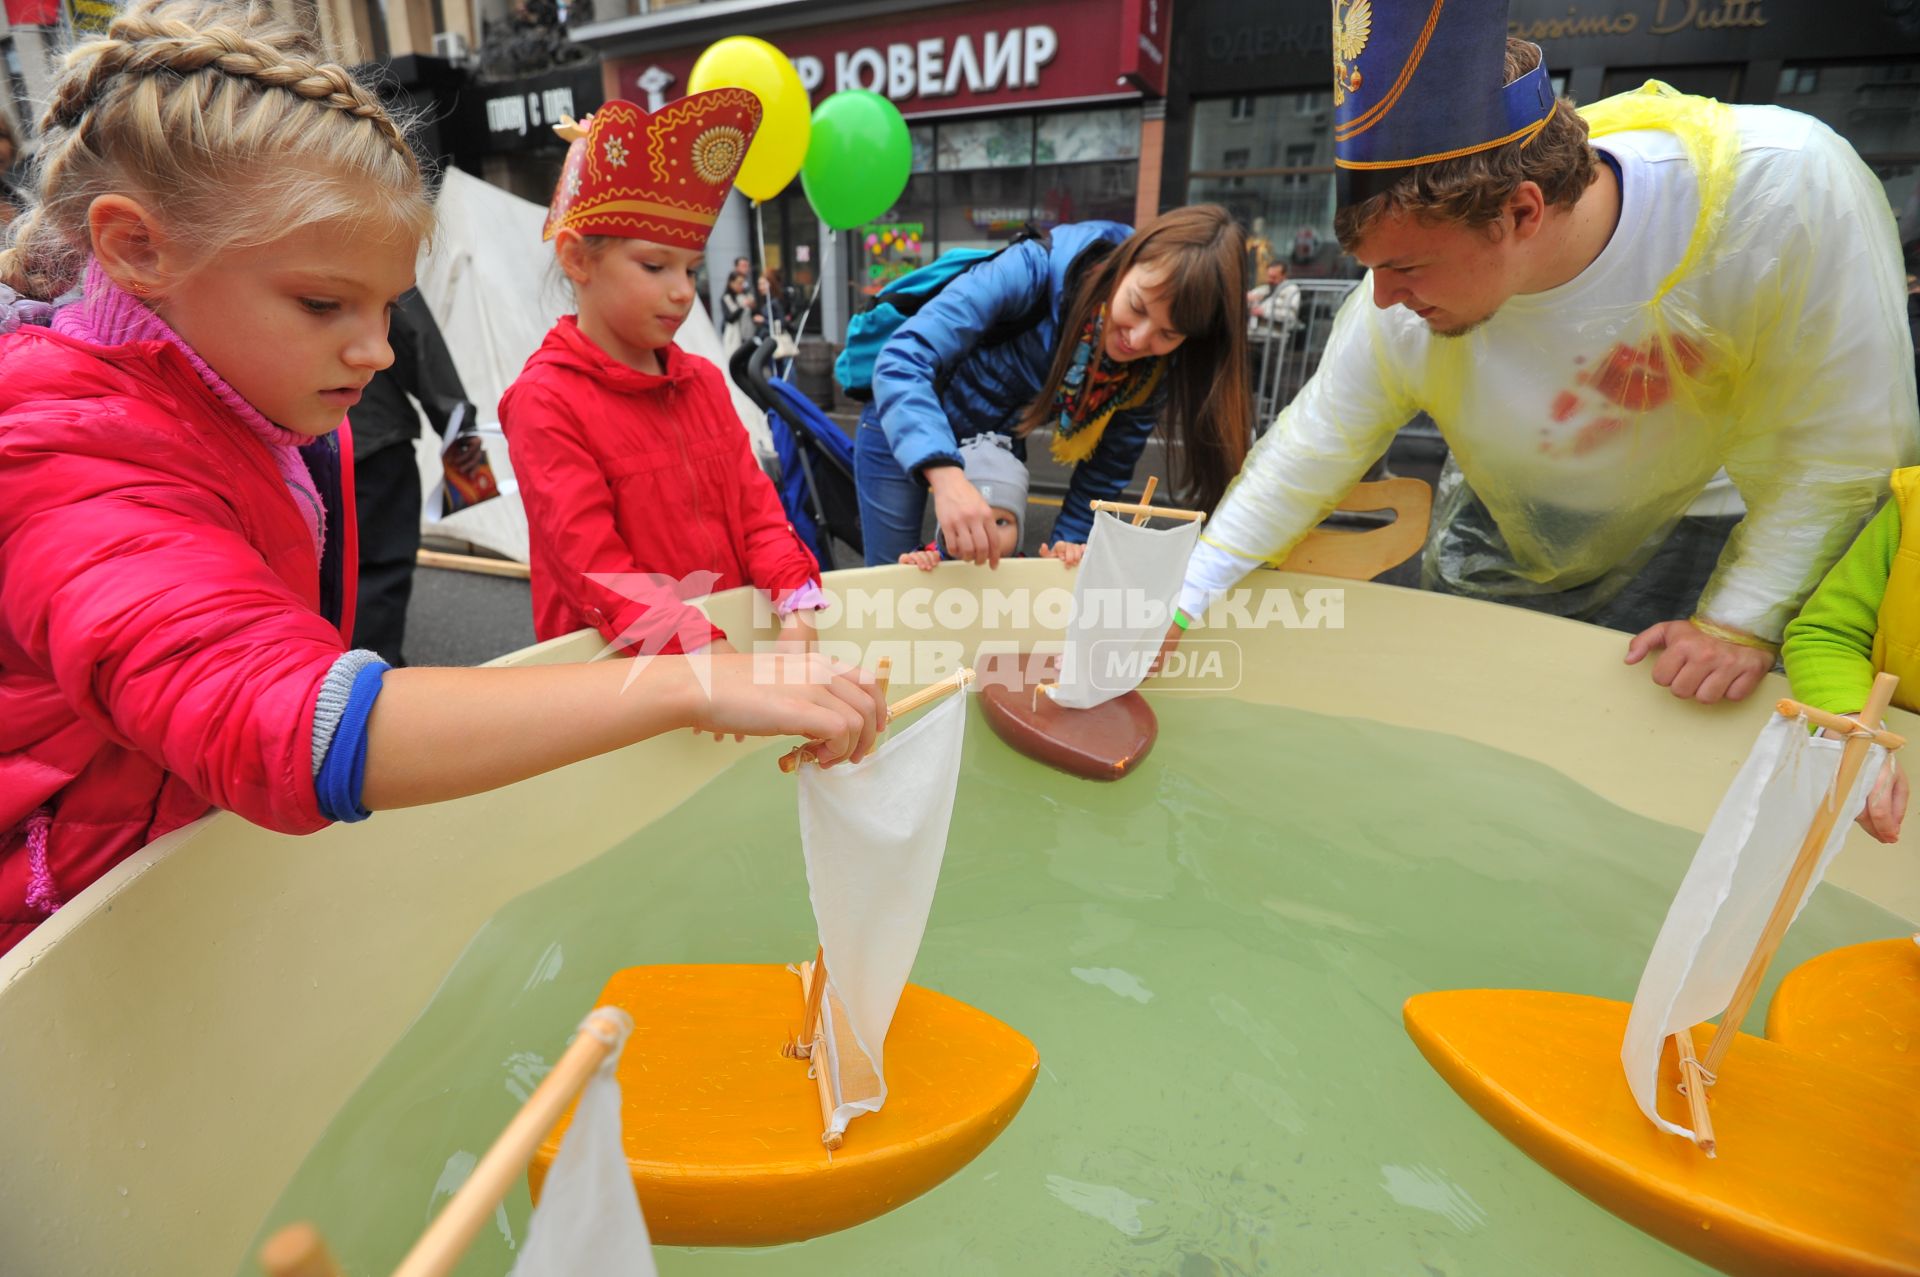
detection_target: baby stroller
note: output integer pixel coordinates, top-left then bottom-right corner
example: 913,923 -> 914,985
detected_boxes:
730,335 -> 863,570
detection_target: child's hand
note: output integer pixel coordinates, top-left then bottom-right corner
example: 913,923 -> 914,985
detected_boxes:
682,651 -> 882,766
1040,540 -> 1085,567
897,549 -> 942,571
1858,755 -> 1909,844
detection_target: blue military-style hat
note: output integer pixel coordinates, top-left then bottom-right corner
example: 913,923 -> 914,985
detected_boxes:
1331,0 -> 1555,175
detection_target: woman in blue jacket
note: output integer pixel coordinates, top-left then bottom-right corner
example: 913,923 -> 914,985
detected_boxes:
856,206 -> 1254,566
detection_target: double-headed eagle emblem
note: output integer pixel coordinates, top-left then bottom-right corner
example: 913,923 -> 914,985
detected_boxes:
1332,0 -> 1370,106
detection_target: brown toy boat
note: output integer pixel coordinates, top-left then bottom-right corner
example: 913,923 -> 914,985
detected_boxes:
975,650 -> 1158,781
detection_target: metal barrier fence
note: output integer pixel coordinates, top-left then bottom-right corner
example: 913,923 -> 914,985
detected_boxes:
1248,278 -> 1362,436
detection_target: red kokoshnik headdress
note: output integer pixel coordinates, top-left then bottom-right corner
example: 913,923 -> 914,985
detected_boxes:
543,90 -> 763,248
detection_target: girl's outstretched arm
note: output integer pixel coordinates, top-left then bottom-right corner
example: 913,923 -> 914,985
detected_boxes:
361,651 -> 881,810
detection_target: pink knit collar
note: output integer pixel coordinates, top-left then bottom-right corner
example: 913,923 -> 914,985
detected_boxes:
52,262 -> 326,555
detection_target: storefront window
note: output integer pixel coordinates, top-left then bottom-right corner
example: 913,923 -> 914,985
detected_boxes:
936,166 -> 1039,253
762,185 -> 825,333
1779,66 -> 1821,96
841,107 -> 1143,317
1775,59 -> 1920,254
936,116 -> 1033,170
862,173 -> 935,297
1187,90 -> 1351,279
1601,64 -> 1743,101
1033,160 -> 1137,231
1036,107 -> 1141,163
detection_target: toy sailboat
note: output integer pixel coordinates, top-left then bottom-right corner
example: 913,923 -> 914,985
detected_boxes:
1406,673 -> 1920,1276
525,665 -> 1038,1248
979,481 -> 1205,780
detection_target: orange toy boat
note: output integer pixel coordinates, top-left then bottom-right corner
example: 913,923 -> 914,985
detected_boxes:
529,964 -> 1038,1246
1767,936 -> 1920,1081
528,670 -> 1037,1248
1405,984 -> 1920,1277
1407,679 -> 1920,1275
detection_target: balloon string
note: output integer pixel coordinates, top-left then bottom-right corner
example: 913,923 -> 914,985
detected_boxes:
754,200 -> 769,288
794,276 -> 822,346
753,199 -> 783,372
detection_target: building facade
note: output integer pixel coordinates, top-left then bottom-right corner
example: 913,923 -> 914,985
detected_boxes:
0,0 -> 473,147
1164,0 -> 1920,278
575,0 -> 1174,337
7,0 -> 1912,321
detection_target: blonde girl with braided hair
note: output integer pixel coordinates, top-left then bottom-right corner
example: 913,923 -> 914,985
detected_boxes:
0,0 -> 883,957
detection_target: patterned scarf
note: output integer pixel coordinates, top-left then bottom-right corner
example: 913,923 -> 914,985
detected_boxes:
1049,304 -> 1165,465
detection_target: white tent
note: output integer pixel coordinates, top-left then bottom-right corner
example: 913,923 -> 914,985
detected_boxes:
407,167 -> 771,564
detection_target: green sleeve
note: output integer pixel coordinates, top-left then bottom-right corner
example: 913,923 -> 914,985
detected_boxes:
1781,500 -> 1899,714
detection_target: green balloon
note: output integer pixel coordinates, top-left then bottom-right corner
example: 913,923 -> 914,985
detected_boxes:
801,90 -> 912,231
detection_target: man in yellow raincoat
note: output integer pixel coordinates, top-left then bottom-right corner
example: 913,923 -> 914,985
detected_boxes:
1173,0 -> 1919,704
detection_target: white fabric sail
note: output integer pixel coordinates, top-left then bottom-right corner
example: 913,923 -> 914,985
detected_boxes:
512,1009 -> 658,1277
1621,713 -> 1885,1141
1051,511 -> 1202,710
797,692 -> 967,1138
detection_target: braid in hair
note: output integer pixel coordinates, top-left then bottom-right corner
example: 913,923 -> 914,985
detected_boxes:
44,13 -> 410,153
1,0 -> 428,300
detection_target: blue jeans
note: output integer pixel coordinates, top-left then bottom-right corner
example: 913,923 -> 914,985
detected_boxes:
854,409 -> 930,566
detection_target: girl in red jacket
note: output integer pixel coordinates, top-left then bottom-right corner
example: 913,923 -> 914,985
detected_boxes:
501,97 -> 825,658
0,0 -> 882,957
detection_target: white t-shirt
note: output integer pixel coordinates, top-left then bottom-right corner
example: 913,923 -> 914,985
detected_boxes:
1182,104 -> 1918,641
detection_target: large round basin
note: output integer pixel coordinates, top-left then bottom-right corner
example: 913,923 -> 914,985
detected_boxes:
2,564 -> 1913,1275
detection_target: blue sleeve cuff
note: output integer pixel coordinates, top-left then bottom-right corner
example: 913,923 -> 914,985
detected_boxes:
910,453 -> 964,487
315,659 -> 389,823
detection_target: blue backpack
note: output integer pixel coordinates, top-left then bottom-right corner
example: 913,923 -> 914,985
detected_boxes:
835,230 -> 1052,402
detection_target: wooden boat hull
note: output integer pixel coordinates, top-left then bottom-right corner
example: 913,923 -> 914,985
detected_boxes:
975,650 -> 1158,781
529,964 -> 1039,1246
1404,988 -> 1920,1276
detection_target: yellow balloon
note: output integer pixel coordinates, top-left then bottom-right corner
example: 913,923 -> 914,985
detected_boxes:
688,36 -> 811,203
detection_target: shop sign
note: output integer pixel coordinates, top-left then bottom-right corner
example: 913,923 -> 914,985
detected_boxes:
1509,0 -> 1768,40
3,0 -> 61,27
620,0 -> 1149,118
456,66 -> 605,156
485,84 -> 581,138
1201,18 -> 1332,65
1118,0 -> 1170,95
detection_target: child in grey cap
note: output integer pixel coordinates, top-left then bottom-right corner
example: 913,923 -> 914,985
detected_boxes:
898,434 -> 1027,570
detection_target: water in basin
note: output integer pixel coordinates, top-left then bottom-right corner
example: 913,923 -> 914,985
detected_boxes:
244,698 -> 1904,1275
